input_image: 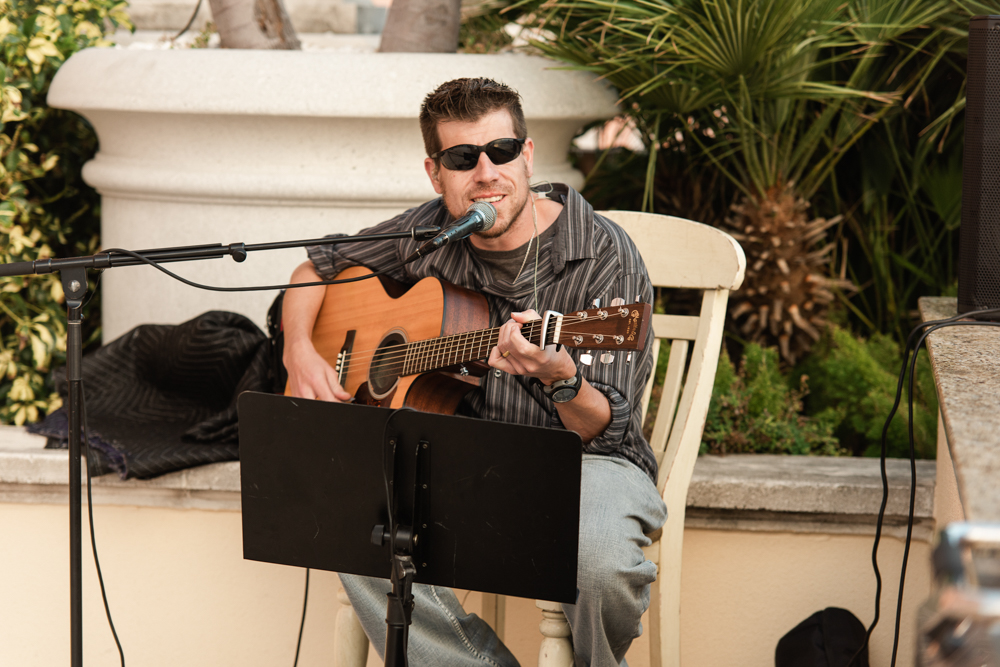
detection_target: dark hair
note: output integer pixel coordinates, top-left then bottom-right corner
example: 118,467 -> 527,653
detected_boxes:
419,78 -> 527,159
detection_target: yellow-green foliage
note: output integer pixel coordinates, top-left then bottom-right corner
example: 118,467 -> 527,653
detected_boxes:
703,343 -> 843,456
0,0 -> 130,425
798,325 -> 938,459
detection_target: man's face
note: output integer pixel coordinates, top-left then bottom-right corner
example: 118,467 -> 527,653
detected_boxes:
424,109 -> 534,241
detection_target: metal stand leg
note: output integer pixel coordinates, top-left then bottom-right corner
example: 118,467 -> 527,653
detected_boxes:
61,267 -> 87,667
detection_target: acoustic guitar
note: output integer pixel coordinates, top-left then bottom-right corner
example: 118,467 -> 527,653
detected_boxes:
304,266 -> 652,414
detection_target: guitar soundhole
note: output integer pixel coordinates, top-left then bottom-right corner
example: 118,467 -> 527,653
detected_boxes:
369,331 -> 406,399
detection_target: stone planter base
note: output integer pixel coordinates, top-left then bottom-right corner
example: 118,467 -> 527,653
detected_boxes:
49,49 -> 618,339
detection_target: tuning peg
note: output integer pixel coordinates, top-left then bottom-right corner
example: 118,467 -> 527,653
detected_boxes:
626,296 -> 642,362
601,352 -> 614,364
581,298 -> 601,365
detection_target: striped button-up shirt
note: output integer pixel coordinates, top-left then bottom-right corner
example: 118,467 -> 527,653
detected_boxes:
307,184 -> 657,483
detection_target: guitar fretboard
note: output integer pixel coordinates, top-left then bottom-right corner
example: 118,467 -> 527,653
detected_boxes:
399,320 -> 545,376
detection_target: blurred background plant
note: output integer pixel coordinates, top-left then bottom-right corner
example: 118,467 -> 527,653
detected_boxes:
0,0 -> 130,425
461,0 -> 995,457
702,343 -> 843,456
798,325 -> 938,459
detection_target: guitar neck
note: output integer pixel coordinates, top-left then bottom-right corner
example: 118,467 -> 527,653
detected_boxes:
402,321 -> 545,376
399,303 -> 650,376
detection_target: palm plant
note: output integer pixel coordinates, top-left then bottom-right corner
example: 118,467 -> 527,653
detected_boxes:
828,0 -> 995,339
511,0 -> 988,359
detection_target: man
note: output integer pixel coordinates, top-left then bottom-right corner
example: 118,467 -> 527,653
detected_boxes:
282,78 -> 666,667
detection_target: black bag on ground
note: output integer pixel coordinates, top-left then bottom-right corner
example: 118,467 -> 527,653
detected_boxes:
775,607 -> 869,667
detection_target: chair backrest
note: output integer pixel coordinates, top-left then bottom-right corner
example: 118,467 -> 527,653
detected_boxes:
599,211 -> 744,667
600,211 -> 745,493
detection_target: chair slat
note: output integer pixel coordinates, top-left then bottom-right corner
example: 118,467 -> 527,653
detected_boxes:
640,338 -> 661,425
651,313 -> 700,341
649,338 -> 688,465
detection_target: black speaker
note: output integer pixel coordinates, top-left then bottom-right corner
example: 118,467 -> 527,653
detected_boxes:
958,15 -> 1000,317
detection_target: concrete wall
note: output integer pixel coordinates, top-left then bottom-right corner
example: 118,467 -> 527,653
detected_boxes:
0,435 -> 935,667
2,507 -> 928,667
1,502 -> 341,666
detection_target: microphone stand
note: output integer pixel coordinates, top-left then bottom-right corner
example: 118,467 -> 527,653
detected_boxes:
0,225 -> 441,667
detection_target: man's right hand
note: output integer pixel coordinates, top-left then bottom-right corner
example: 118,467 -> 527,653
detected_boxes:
281,260 -> 353,402
283,339 -> 352,402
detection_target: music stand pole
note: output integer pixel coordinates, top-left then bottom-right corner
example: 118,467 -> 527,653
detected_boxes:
384,552 -> 416,666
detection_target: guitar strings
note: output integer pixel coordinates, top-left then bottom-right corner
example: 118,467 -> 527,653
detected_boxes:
337,314 -> 631,366
333,313 -> 633,376
337,314 -> 595,367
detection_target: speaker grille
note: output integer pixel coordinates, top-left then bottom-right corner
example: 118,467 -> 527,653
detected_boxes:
958,16 -> 1000,317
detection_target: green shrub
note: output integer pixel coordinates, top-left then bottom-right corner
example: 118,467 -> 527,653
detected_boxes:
0,0 -> 130,425
798,325 -> 938,459
703,343 -> 842,456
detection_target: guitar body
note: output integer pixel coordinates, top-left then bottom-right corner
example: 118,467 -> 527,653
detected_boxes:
310,266 -> 490,414
294,266 -> 651,415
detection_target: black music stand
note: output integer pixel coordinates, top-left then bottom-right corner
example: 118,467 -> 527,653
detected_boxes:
237,391 -> 582,665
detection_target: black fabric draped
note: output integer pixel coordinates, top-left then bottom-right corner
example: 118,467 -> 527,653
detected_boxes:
29,310 -> 275,479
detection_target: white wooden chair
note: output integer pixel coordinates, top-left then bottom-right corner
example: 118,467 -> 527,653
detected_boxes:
333,211 -> 746,667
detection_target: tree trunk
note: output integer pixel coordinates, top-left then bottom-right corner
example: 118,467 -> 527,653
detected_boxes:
208,0 -> 301,50
378,0 -> 461,53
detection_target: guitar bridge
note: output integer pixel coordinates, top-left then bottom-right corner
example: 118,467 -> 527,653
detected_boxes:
337,330 -> 356,385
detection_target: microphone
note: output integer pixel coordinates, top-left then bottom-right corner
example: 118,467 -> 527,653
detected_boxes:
404,202 -> 496,263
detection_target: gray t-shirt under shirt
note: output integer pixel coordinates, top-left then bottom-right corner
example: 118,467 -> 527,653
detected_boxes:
472,217 -> 560,284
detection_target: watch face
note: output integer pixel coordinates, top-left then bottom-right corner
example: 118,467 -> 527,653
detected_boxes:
551,387 -> 577,403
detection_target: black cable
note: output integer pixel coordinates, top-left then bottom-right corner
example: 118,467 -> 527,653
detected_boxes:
82,390 -> 126,667
100,248 -> 407,294
293,568 -> 309,667
849,307 -> 1000,667
380,409 -> 415,667
65,247 -> 405,663
381,409 -> 411,559
890,330 -> 922,667
80,269 -> 102,312
891,319 -> 1000,666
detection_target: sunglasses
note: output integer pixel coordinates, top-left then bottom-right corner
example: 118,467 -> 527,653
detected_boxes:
430,138 -> 526,171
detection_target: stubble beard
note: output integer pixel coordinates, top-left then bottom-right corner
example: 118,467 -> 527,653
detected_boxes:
475,186 -> 530,240
442,164 -> 532,241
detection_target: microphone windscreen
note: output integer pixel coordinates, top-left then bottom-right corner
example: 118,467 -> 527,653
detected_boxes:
468,202 -> 497,231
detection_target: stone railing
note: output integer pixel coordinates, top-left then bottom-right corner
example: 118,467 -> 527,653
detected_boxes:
920,296 -> 1000,526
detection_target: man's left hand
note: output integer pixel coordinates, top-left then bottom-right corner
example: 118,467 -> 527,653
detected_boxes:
488,310 -> 577,385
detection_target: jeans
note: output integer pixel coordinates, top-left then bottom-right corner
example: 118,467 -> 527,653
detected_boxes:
340,454 -> 668,667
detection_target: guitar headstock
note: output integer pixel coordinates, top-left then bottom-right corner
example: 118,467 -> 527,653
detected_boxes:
551,303 -> 652,351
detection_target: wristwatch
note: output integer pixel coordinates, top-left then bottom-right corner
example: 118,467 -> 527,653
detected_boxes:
541,364 -> 584,403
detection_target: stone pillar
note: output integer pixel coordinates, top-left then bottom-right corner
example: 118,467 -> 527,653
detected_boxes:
48,49 -> 618,340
